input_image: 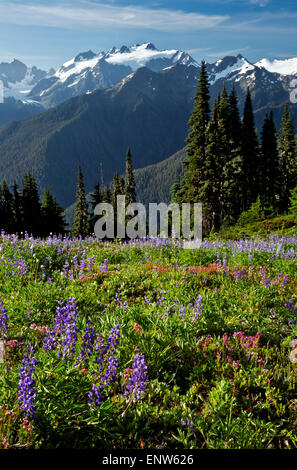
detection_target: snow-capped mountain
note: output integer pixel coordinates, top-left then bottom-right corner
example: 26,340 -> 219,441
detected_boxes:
207,55 -> 255,84
0,58 -> 53,103
1,43 -> 297,124
103,43 -> 195,70
255,57 -> 297,76
27,43 -> 197,108
1,47 -> 297,209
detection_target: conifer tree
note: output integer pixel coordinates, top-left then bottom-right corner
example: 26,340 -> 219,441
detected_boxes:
228,86 -> 242,152
125,148 -> 136,206
171,173 -> 180,204
259,112 -> 279,211
289,185 -> 297,222
278,103 -> 297,212
0,180 -> 14,233
112,172 -> 121,209
119,176 -> 125,196
217,85 -> 230,223
103,184 -> 112,204
72,166 -> 88,238
179,60 -> 210,203
88,182 -> 103,234
21,172 -> 42,236
224,86 -> 243,222
241,88 -> 260,211
41,188 -> 65,236
12,181 -> 22,233
203,98 -> 222,230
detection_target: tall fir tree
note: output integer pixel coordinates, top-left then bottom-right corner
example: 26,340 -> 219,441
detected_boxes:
112,172 -> 121,209
119,176 -> 125,195
21,172 -> 42,236
88,182 -> 103,234
72,166 -> 88,238
241,88 -> 260,211
259,112 -> 280,212
228,86 -> 242,150
41,188 -> 65,236
217,84 -> 231,224
179,60 -> 210,203
0,180 -> 14,233
103,184 -> 112,204
278,103 -> 297,212
12,181 -> 22,233
125,148 -> 136,206
203,97 -> 223,230
171,173 -> 180,204
223,86 -> 243,222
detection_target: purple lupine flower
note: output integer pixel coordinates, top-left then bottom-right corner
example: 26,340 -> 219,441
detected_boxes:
285,300 -> 297,311
18,346 -> 37,420
100,259 -> 108,272
0,301 -> 9,336
75,320 -> 95,367
105,324 -> 121,356
43,298 -> 79,359
143,296 -> 150,305
62,261 -> 70,280
124,351 -> 147,402
102,355 -> 119,385
89,325 -> 121,405
94,324 -> 120,367
192,295 -> 203,321
181,419 -> 194,428
179,305 -> 186,321
88,382 -> 104,407
114,290 -> 129,312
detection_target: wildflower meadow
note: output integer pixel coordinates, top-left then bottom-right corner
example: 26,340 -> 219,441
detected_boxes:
0,232 -> 297,449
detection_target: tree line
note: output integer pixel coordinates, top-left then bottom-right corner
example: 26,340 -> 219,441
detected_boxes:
0,148 -> 136,238
0,173 -> 65,236
172,60 -> 297,233
72,147 -> 136,238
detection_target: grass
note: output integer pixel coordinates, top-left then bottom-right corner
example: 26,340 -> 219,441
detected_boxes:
0,231 -> 297,449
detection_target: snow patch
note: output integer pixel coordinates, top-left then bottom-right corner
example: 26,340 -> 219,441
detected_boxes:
255,57 -> 297,76
209,57 -> 254,84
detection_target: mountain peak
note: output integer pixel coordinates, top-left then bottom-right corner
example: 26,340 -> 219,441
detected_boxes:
74,50 -> 97,62
144,43 -> 157,51
255,56 -> 297,75
119,45 -> 130,54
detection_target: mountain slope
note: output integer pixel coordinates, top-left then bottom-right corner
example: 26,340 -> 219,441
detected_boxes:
0,65 -> 196,208
0,58 -> 51,125
64,146 -> 186,228
0,97 -> 44,126
28,43 -> 196,108
0,58 -> 51,101
0,51 -> 297,210
134,147 -> 186,206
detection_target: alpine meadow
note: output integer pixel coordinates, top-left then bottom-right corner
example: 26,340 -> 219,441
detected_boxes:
0,0 -> 297,456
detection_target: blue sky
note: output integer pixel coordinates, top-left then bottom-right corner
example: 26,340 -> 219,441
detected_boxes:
0,0 -> 296,70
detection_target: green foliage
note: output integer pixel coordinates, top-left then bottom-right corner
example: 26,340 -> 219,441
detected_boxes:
1,234 -> 297,448
237,196 -> 265,226
125,148 -> 136,206
72,167 -> 88,238
279,103 -> 297,212
21,172 -> 42,236
41,188 -> 65,236
241,88 -> 260,212
289,185 -> 297,222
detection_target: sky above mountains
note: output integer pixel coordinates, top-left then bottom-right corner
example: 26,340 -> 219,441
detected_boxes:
0,0 -> 296,69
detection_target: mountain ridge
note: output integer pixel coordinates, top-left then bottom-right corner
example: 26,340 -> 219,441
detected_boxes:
0,45 -> 296,210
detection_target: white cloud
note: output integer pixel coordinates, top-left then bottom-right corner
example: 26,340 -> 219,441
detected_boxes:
0,1 -> 229,32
